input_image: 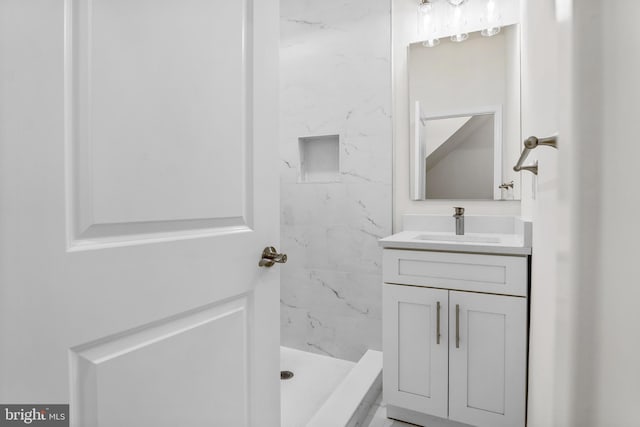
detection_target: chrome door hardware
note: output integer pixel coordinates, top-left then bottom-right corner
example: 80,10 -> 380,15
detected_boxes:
259,246 -> 288,267
513,134 -> 558,175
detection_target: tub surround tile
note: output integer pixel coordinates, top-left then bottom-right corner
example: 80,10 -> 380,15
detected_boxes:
280,0 -> 391,362
280,268 -> 382,361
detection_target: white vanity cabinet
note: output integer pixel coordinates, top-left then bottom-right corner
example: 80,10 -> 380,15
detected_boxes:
382,248 -> 529,427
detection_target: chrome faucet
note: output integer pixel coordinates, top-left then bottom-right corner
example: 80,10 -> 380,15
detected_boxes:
453,207 -> 465,235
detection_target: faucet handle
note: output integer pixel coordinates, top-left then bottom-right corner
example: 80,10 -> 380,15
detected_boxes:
453,207 -> 465,216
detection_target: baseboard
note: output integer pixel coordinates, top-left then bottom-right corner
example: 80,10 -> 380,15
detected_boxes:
387,405 -> 474,427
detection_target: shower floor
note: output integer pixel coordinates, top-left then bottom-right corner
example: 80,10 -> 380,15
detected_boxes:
280,346 -> 355,427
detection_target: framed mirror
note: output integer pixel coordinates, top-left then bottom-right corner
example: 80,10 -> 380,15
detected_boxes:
409,24 -> 521,200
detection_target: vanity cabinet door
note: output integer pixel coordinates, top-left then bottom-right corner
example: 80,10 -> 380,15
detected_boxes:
383,284 -> 449,418
448,291 -> 527,427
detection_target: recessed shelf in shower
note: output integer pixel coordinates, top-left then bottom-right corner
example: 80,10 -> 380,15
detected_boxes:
298,134 -> 340,183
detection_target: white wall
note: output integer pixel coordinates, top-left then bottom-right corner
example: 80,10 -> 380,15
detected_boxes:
593,3 -> 640,422
558,1 -> 640,425
279,0 -> 392,361
392,0 -> 521,232
519,1 -> 560,426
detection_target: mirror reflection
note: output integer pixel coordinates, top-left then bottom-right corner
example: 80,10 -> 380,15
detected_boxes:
409,24 -> 521,201
420,111 -> 498,199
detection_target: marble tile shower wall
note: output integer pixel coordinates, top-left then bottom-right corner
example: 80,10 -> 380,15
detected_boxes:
279,0 -> 392,361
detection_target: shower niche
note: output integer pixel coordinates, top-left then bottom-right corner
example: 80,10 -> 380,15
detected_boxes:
298,134 -> 340,183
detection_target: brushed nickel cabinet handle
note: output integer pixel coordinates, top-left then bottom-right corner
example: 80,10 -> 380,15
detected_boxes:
436,301 -> 441,345
456,304 -> 460,349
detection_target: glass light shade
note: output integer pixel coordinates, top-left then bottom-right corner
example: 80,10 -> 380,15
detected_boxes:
481,0 -> 502,37
448,0 -> 466,5
451,33 -> 469,42
449,2 -> 468,43
481,26 -> 501,36
418,0 -> 439,45
418,0 -> 434,12
417,1 -> 435,33
422,38 -> 441,47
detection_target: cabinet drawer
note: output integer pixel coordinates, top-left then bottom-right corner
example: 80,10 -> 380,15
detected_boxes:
383,249 -> 527,296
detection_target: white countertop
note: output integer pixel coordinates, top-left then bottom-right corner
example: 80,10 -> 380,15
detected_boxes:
379,230 -> 531,255
378,215 -> 532,256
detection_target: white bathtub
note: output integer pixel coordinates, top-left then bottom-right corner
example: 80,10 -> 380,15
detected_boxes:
280,346 -> 382,427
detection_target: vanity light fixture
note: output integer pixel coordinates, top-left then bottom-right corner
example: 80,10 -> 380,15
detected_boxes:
417,0 -> 504,46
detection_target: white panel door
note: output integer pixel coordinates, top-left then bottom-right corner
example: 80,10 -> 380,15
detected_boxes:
383,284 -> 448,418
0,0 -> 280,426
448,291 -> 527,427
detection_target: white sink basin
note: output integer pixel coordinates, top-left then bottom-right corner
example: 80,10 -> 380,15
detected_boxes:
415,234 -> 502,244
378,215 -> 532,255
